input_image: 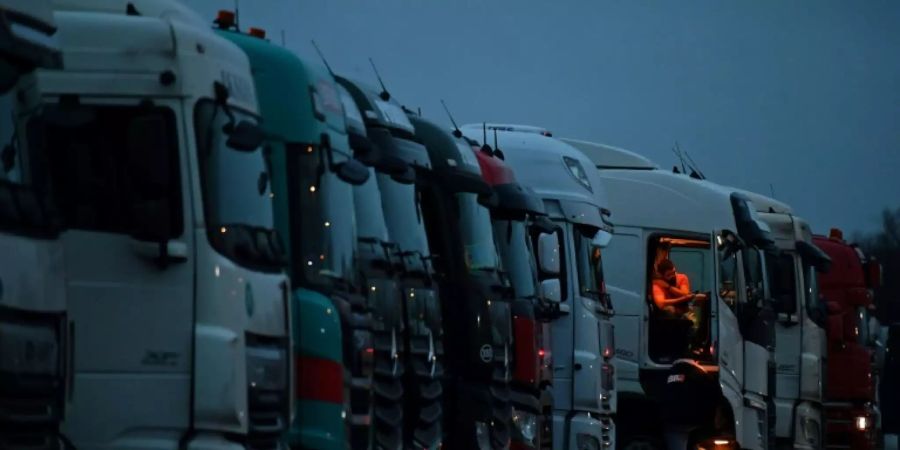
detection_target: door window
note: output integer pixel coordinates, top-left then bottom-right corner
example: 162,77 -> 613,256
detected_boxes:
28,102 -> 182,236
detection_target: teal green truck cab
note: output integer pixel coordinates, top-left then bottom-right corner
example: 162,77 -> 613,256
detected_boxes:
215,21 -> 369,449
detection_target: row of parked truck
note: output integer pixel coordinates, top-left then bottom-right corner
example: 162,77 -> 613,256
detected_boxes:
0,1 -> 894,449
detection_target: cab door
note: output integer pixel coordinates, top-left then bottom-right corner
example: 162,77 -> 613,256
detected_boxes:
31,97 -> 195,445
714,231 -> 745,392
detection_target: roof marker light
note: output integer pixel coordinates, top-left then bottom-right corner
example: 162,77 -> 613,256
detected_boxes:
248,27 -> 266,39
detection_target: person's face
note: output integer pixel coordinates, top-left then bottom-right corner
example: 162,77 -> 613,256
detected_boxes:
663,268 -> 677,285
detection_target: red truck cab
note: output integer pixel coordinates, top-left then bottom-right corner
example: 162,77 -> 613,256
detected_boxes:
815,229 -> 883,450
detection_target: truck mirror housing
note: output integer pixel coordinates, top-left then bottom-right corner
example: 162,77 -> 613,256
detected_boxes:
796,240 -> 832,273
865,261 -> 883,288
537,232 -> 560,275
540,278 -> 562,303
591,229 -> 613,248
225,120 -> 264,151
333,158 -> 370,186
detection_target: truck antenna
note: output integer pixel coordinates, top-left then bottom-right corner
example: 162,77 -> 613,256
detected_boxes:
440,100 -> 462,138
311,41 -> 334,76
480,122 -> 493,154
234,0 -> 240,30
671,142 -> 687,174
683,150 -> 705,180
368,58 -> 390,101
492,128 -> 505,160
769,183 -> 776,199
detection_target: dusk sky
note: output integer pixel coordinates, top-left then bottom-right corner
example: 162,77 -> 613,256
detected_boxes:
186,0 -> 900,235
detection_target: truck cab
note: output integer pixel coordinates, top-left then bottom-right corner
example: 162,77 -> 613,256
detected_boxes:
738,190 -> 831,450
413,118 -> 516,449
213,19 -> 374,449
461,125 -> 616,450
471,138 -> 558,449
35,2 -> 291,448
814,230 -> 882,450
573,140 -> 774,450
0,1 -> 65,448
337,78 -> 444,449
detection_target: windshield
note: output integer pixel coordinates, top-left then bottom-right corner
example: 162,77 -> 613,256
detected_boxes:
574,226 -> 610,308
742,248 -> 766,305
376,173 -> 431,272
456,192 -> 500,271
195,100 -> 282,270
802,263 -> 826,326
284,142 -> 358,287
493,219 -> 537,298
768,252 -> 798,315
353,168 -> 389,243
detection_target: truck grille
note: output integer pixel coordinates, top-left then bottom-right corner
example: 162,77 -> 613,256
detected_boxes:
404,286 -> 443,448
0,310 -> 66,450
245,335 -> 289,450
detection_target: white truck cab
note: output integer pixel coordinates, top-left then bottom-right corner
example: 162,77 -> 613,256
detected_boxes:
461,124 -> 616,450
31,1 -> 291,448
0,0 -> 66,448
734,190 -> 831,450
571,140 -> 775,450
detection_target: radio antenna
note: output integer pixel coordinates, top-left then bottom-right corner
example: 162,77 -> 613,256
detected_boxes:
234,0 -> 240,30
769,183 -> 776,199
479,123 -> 493,154
683,150 -> 705,179
311,41 -> 334,76
440,100 -> 462,138
671,142 -> 687,174
368,58 -> 390,101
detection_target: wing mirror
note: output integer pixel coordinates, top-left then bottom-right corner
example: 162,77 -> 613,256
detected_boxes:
334,158 -> 370,186
540,278 -> 562,303
538,232 -> 561,275
225,120 -> 264,151
592,229 -> 613,248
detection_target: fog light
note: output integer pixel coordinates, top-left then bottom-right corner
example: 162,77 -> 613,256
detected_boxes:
511,408 -> 537,444
475,421 -> 491,450
856,416 -> 870,431
576,433 -> 600,450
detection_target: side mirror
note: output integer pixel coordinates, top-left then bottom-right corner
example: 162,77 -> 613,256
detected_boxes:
334,158 -> 370,186
225,120 -> 264,151
796,240 -> 832,273
537,232 -> 560,275
592,229 -> 613,248
865,261 -> 883,288
540,278 -> 562,303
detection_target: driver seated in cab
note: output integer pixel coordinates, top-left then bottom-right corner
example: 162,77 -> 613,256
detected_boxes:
652,259 -> 707,330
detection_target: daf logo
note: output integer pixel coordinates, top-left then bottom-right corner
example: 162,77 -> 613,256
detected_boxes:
479,344 -> 493,363
245,283 -> 255,317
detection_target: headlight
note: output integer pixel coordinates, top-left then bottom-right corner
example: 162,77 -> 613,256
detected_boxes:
247,343 -> 288,391
801,417 -> 821,445
856,416 -> 870,431
0,319 -> 59,375
576,433 -> 601,450
511,408 -> 538,444
475,421 -> 491,450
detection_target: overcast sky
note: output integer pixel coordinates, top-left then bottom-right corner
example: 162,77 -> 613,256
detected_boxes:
186,0 -> 900,235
